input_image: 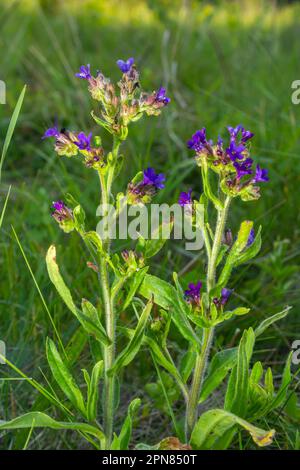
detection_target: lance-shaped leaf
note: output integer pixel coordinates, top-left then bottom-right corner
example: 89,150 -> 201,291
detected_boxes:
46,246 -> 110,345
190,409 -> 275,450
112,398 -> 141,450
86,360 -> 104,421
139,274 -> 200,350
142,220 -> 173,259
123,266 -> 149,310
218,221 -> 255,288
81,299 -> 111,346
201,162 -> 223,210
268,352 -> 293,411
46,338 -> 86,416
107,298 -> 153,376
224,328 -> 255,417
0,412 -> 104,442
46,245 -> 78,316
254,306 -> 291,338
200,348 -> 238,403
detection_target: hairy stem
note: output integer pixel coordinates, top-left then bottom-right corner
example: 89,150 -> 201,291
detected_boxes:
185,195 -> 231,438
98,137 -> 120,449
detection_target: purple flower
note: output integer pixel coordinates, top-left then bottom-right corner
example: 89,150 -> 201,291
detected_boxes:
252,164 -> 269,183
220,288 -> 232,305
155,87 -> 170,105
213,287 -> 232,307
42,125 -> 60,139
226,140 -> 246,161
187,128 -> 207,152
51,200 -> 73,223
241,128 -> 254,143
75,64 -> 92,80
228,125 -> 254,143
247,228 -> 255,247
184,281 -> 202,305
75,132 -> 92,151
52,200 -> 65,212
117,57 -> 134,73
234,158 -> 253,180
142,167 -> 165,189
178,189 -> 192,207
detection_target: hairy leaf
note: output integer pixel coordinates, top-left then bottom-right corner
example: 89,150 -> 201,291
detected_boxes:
190,408 -> 275,450
46,338 -> 86,416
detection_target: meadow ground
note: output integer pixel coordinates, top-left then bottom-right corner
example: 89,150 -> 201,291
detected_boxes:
0,0 -> 299,449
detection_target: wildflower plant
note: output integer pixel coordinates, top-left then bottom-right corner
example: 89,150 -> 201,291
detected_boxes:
0,60 -> 294,451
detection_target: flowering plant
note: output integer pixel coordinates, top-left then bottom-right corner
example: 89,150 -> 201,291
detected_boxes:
0,59 -> 293,451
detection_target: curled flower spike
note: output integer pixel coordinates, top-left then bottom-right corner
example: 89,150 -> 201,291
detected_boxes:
75,64 -> 92,80
117,57 -> 134,74
75,132 -> 92,151
178,189 -> 192,207
187,124 -> 269,201
184,281 -> 202,306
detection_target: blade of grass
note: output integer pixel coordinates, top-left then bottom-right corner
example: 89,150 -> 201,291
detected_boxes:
0,85 -> 26,182
0,184 -> 11,228
11,225 -> 66,358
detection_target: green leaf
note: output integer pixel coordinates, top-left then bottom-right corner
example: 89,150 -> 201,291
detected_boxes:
81,299 -> 111,346
254,306 -> 292,338
224,328 -> 255,417
73,204 -> 86,231
118,398 -> 141,450
216,307 -> 250,324
218,221 -> 255,288
190,409 -> 275,449
144,335 -> 186,390
123,266 -> 149,310
179,348 -> 197,383
46,338 -> 86,416
87,361 -> 103,421
201,162 -> 223,210
139,274 -> 200,350
46,245 -> 78,315
269,352 -> 293,411
234,226 -> 262,265
143,220 -> 173,259
200,348 -> 237,403
0,412 -> 104,442
107,298 -> 153,376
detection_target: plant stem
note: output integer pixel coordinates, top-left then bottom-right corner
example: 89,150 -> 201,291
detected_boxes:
98,137 -> 120,449
185,195 -> 231,438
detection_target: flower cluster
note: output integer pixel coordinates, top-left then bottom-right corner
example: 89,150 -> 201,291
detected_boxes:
75,58 -> 170,139
184,281 -> 202,306
43,127 -> 104,169
127,167 -> 165,205
187,125 -> 268,201
213,288 -> 232,308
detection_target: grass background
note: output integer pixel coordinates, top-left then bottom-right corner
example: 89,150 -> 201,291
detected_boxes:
0,0 -> 299,449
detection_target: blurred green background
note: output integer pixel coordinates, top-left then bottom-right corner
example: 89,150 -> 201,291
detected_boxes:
0,0 -> 300,449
